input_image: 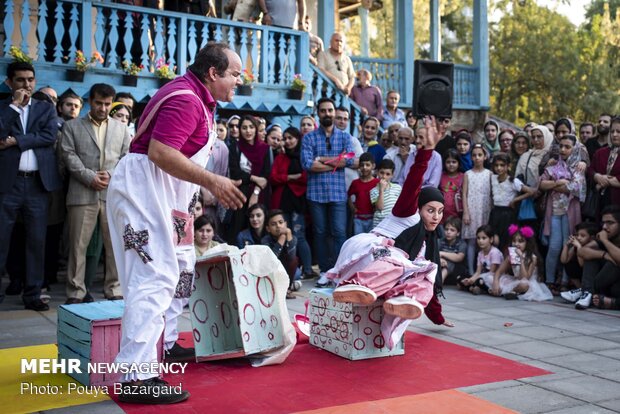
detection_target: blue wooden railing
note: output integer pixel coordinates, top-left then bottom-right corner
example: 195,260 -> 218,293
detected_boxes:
351,57 -> 479,108
351,56 -> 403,97
309,63 -> 365,136
0,0 -> 481,111
1,0 -> 309,88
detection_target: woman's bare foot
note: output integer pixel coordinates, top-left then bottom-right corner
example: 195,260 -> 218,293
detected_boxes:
442,320 -> 455,328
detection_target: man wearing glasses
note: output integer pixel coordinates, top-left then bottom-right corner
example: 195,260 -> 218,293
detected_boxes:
301,98 -> 354,287
317,32 -> 356,95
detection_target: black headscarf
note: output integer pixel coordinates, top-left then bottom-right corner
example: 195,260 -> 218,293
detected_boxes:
393,187 -> 444,295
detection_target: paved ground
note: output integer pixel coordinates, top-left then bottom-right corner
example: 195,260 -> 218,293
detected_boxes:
1,275 -> 619,413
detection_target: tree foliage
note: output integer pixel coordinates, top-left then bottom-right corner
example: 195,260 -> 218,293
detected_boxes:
490,0 -> 619,125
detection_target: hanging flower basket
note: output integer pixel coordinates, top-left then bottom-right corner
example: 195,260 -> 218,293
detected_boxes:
66,69 -> 85,82
236,84 -> 253,96
122,75 -> 138,87
287,89 -> 304,100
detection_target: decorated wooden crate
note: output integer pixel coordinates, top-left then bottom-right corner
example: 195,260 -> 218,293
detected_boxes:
190,249 -> 284,361
57,300 -> 163,387
309,288 -> 405,360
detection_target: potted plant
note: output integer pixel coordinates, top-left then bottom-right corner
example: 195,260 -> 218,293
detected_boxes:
67,50 -> 103,82
8,45 -> 33,64
237,69 -> 255,96
288,73 -> 307,100
121,60 -> 143,86
154,58 -> 176,87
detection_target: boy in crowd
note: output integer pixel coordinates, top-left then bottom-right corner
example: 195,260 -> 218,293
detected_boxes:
560,222 -> 598,297
439,217 -> 468,284
370,158 -> 402,229
262,210 -> 298,299
348,153 -> 379,235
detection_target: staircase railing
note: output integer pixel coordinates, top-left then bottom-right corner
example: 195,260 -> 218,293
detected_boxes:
309,64 -> 366,137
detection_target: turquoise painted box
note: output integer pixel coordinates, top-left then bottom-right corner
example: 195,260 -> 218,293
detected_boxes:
57,300 -> 163,386
309,288 -> 405,360
190,250 -> 284,361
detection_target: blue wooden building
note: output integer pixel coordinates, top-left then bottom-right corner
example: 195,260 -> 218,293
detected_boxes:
0,0 -> 489,129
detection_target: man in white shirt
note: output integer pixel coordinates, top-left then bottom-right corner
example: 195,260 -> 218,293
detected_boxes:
0,62 -> 62,311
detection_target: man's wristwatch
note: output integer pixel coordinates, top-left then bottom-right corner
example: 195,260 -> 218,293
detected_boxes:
253,188 -> 261,196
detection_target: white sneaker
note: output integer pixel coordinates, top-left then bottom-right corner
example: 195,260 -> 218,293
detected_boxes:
383,296 -> 424,320
315,272 -> 330,288
575,291 -> 592,310
560,288 -> 582,303
333,284 -> 377,305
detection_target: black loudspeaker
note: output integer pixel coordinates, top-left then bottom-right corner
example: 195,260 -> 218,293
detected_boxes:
413,60 -> 454,118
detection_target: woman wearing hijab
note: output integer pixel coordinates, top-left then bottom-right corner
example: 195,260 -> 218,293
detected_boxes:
483,120 -> 501,159
588,116 -> 620,216
326,117 -> 452,350
225,115 -> 270,244
515,124 -> 554,189
539,117 -> 590,178
515,124 -> 554,232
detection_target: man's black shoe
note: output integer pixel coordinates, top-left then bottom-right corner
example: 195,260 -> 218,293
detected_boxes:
24,299 -> 50,312
165,343 -> 195,362
118,377 -> 190,404
6,280 -> 22,295
83,292 -> 94,303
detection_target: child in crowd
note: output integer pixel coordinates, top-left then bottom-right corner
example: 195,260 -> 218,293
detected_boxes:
539,134 -> 586,293
348,152 -> 380,235
457,225 -> 503,295
462,144 -> 493,275
261,209 -> 298,299
194,215 -> 219,257
370,158 -> 402,228
489,153 -> 534,252
560,222 -> 599,302
192,194 -> 204,218
455,130 -> 473,173
439,217 -> 468,284
485,225 -> 552,301
439,148 -> 464,223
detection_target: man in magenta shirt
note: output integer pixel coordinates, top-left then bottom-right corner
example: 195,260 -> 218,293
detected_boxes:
106,42 -> 245,404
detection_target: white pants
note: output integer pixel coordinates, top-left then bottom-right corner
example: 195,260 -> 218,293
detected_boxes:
107,153 -> 199,381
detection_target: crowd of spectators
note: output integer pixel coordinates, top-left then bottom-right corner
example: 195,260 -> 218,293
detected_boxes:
1,3 -> 618,314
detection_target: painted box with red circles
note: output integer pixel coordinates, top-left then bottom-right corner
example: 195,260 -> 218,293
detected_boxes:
308,288 -> 405,360
57,300 -> 164,386
191,250 -> 285,361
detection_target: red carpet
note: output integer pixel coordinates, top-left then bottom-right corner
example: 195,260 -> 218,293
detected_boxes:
114,331 -> 549,414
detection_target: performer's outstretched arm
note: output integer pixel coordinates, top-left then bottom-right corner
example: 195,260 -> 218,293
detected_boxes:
392,117 -> 440,217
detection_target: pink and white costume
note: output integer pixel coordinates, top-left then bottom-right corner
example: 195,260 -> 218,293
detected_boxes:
107,73 -> 216,381
327,149 -> 438,348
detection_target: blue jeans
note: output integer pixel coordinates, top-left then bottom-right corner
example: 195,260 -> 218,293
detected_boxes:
545,214 -> 570,284
284,212 -> 313,275
353,218 -> 373,235
308,201 -> 347,272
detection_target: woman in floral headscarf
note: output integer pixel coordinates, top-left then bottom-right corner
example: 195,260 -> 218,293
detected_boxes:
539,118 -> 590,181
